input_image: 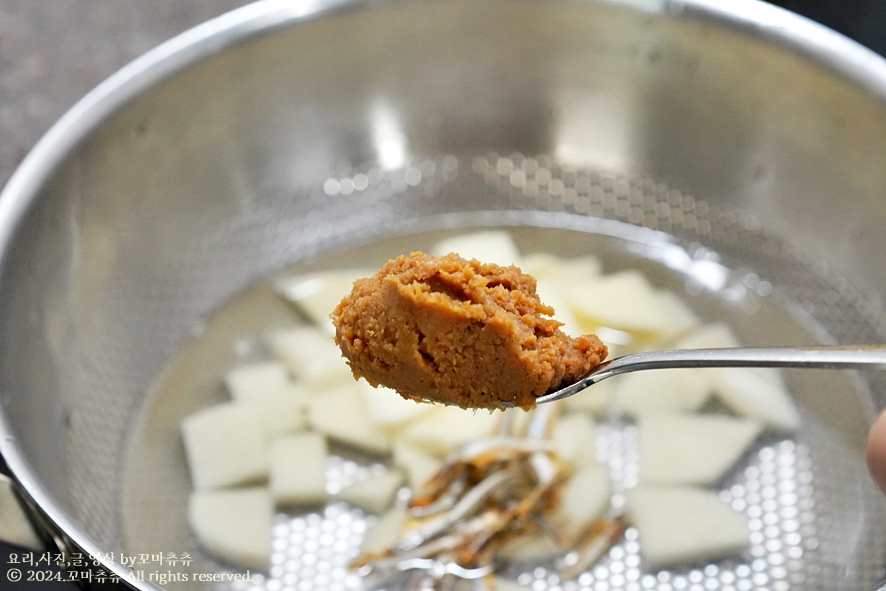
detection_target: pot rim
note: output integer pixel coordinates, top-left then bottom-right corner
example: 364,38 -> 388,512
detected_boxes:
0,0 -> 884,588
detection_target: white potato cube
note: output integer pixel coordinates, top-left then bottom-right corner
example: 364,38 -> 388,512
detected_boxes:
638,414 -> 762,485
225,361 -> 308,436
553,462 -> 611,544
248,389 -> 308,438
705,367 -> 801,431
275,268 -> 375,333
535,277 -> 585,338
676,324 -> 801,431
393,441 -> 443,490
181,402 -> 268,489
520,253 -> 602,282
357,380 -> 435,428
676,322 -> 741,349
522,253 -> 603,338
188,488 -> 272,571
0,476 -> 41,551
308,385 -> 392,454
566,271 -> 672,336
653,290 -> 701,341
431,231 -> 522,267
270,433 -> 328,505
629,485 -> 750,568
361,506 -> 409,555
339,471 -> 404,514
611,368 -> 712,416
551,412 -> 597,468
266,326 -> 353,388
224,361 -> 292,402
399,406 -> 498,456
593,326 -> 634,353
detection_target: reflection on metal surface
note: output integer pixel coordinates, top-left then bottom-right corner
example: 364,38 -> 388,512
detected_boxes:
555,92 -> 632,172
371,100 -> 408,171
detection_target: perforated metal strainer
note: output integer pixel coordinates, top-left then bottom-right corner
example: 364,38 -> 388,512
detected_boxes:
1,1 -> 886,590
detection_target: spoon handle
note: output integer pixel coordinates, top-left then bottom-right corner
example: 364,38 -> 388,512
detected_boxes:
536,345 -> 886,404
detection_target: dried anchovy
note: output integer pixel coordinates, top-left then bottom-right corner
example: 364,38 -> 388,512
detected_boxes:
352,434 -> 625,590
560,515 -> 629,580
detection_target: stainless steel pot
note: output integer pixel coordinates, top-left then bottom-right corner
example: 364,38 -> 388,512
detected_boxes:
2,0 -> 886,589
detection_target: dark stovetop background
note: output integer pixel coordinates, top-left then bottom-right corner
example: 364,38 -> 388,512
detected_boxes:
0,1 -> 883,589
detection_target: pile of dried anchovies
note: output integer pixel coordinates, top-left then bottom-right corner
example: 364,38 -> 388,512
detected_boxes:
352,436 -> 626,590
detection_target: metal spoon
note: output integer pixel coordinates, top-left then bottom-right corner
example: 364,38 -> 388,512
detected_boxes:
533,345 -> 886,405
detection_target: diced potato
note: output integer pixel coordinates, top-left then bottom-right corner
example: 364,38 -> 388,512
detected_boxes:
566,271 -> 673,336
269,433 -> 328,505
248,389 -> 308,438
431,230 -> 522,267
638,414 -> 762,485
393,441 -> 443,490
224,361 -> 292,402
181,402 -> 268,489
653,290 -> 701,341
705,367 -> 801,431
676,322 -> 741,349
308,385 -> 392,454
629,485 -> 750,569
677,323 -> 801,431
225,361 -> 308,436
275,268 -> 375,333
561,377 -> 613,416
520,251 -> 603,339
398,406 -> 498,456
535,277 -> 585,337
611,368 -> 712,416
593,326 -> 634,355
338,471 -> 404,514
361,506 -> 408,555
266,326 -> 353,388
553,463 -> 611,544
357,380 -> 435,428
520,253 -> 602,282
0,475 -> 41,551
497,532 -> 564,562
188,488 -> 272,571
551,412 -> 597,468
